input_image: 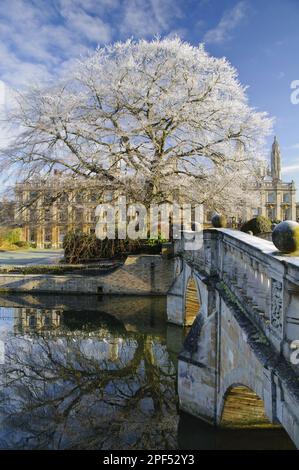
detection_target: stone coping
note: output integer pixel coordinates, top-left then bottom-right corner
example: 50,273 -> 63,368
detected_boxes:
208,228 -> 299,268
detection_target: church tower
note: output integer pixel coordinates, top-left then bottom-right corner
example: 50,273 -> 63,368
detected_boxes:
271,136 -> 282,181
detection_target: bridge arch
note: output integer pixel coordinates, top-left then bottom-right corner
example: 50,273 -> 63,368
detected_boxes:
184,276 -> 201,325
220,384 -> 274,428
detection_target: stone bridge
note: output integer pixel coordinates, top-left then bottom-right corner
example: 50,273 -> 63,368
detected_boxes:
167,228 -> 299,448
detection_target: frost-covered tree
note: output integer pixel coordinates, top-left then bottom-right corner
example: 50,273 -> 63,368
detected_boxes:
1,38 -> 272,212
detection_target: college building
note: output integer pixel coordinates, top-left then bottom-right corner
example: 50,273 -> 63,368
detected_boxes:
14,177 -> 100,248
244,136 -> 297,222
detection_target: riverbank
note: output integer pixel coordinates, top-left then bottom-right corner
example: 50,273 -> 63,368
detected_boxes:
0,254 -> 174,295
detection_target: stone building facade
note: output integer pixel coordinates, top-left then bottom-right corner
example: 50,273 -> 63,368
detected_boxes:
14,307 -> 62,334
14,178 -> 99,248
245,137 -> 297,222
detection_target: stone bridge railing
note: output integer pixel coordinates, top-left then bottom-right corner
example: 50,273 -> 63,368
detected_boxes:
175,228 -> 299,365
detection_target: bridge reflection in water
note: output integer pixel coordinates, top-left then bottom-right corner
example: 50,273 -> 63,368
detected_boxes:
0,293 -> 295,449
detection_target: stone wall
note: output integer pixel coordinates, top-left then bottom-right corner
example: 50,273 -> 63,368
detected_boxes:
0,255 -> 174,296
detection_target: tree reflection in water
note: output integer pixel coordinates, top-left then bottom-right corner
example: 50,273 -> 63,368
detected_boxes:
0,309 -> 178,450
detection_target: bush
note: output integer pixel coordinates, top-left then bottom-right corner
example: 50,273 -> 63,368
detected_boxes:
5,228 -> 22,244
63,231 -> 164,264
241,216 -> 272,235
0,227 -> 28,250
13,240 -> 30,248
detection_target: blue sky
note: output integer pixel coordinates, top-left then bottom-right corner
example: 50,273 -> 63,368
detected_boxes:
0,0 -> 299,194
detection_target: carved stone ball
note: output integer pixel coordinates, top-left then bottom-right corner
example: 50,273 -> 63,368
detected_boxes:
211,213 -> 227,228
272,220 -> 299,254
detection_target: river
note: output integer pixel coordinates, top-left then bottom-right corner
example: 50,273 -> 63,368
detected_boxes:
0,294 -> 294,450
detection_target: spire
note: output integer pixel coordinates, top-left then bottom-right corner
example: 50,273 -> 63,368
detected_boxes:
271,136 -> 281,181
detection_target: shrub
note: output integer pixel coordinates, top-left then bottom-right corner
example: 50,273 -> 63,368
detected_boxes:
14,240 -> 30,248
5,228 -> 22,244
0,227 -> 27,250
241,216 -> 272,235
63,231 -> 163,264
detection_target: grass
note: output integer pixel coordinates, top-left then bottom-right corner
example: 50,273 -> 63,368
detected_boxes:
0,262 -> 120,275
0,241 -> 21,251
0,242 -> 33,251
0,265 -> 88,275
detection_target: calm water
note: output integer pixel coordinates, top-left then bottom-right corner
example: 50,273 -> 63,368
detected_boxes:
0,294 -> 295,450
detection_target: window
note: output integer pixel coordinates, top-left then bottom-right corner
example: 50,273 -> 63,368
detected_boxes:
45,226 -> 52,242
58,210 -> 67,223
267,192 -> 276,203
30,191 -> 38,200
59,193 -> 68,203
283,208 -> 291,220
29,209 -> 37,222
44,192 -> 53,205
59,232 -> 65,243
44,209 -> 51,222
90,192 -> 98,203
283,193 -> 291,203
75,208 -> 84,222
29,315 -> 36,328
29,229 -> 37,243
267,207 -> 276,220
76,193 -> 84,203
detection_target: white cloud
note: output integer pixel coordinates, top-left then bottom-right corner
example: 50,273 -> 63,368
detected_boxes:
58,1 -> 113,43
0,80 -> 20,150
203,1 -> 248,45
0,0 -> 184,91
282,163 -> 299,174
120,0 -> 181,37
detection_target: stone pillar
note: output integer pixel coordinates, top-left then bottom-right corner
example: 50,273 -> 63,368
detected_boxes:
291,187 -> 296,221
51,225 -> 59,249
260,191 -> 267,217
276,191 -> 282,220
203,229 -> 220,275
245,261 -> 256,302
36,226 -> 44,248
